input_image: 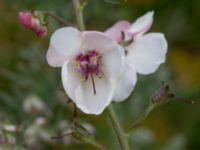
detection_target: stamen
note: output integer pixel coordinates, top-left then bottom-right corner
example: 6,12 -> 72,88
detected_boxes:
90,73 -> 96,95
74,50 -> 102,95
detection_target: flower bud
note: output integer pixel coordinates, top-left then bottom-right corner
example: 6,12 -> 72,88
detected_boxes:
23,95 -> 48,115
18,10 -> 47,37
3,124 -> 17,133
18,11 -> 34,28
151,82 -> 174,104
0,130 -> 6,144
24,118 -> 50,149
151,82 -> 195,106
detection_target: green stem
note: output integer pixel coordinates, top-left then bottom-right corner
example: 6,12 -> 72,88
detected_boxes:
72,0 -> 85,31
108,105 -> 129,150
88,137 -> 111,150
127,103 -> 155,135
44,11 -> 70,26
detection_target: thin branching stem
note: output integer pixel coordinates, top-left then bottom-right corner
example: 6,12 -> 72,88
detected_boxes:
108,105 -> 129,150
44,11 -> 71,26
72,0 -> 85,31
87,137 -> 111,150
127,103 -> 155,135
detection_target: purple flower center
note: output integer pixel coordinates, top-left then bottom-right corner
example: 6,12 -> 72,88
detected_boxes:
74,50 -> 102,95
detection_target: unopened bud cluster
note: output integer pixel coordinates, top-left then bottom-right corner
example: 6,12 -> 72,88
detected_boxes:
19,10 -> 47,37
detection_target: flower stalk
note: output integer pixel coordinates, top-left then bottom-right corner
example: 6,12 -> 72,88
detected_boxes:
127,103 -> 155,134
71,1 -> 128,149
80,136 -> 111,150
108,105 -> 129,150
72,0 -> 85,31
44,11 -> 70,26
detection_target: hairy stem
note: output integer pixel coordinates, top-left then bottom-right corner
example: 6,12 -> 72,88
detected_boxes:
72,0 -> 85,31
108,105 -> 129,150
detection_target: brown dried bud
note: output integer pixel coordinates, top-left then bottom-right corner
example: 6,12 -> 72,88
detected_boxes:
151,82 -> 195,105
151,82 -> 174,104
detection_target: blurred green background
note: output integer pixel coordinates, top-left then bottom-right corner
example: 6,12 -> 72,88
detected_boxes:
0,0 -> 200,149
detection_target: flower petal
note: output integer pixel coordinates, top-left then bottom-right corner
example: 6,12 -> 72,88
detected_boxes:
74,76 -> 114,115
104,20 -> 131,42
113,60 -> 137,102
46,45 -> 68,67
128,11 -> 154,37
50,27 -> 81,57
62,61 -> 81,100
102,43 -> 125,78
81,31 -> 118,52
126,33 -> 167,74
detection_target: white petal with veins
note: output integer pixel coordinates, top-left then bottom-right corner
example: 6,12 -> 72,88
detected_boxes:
128,11 -> 154,37
113,60 -> 137,102
104,20 -> 131,42
50,27 -> 81,57
75,76 -> 114,115
102,44 -> 125,78
62,61 -> 81,100
126,33 -> 167,74
46,45 -> 68,67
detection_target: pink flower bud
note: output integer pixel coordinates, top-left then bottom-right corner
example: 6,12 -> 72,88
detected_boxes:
34,25 -> 47,37
19,11 -> 34,29
18,10 -> 47,37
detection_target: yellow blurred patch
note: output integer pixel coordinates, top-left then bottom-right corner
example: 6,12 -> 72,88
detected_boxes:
169,49 -> 200,88
145,112 -> 174,143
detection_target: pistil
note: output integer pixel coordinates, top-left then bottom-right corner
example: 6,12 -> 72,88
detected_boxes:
90,73 -> 96,95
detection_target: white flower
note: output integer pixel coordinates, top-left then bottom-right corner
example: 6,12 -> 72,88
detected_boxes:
24,118 -> 50,149
47,27 -> 125,115
23,95 -> 50,116
105,11 -> 168,102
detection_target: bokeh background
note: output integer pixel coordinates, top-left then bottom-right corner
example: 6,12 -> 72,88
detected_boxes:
0,0 -> 200,149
